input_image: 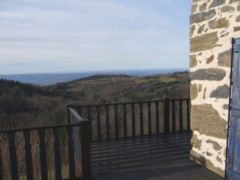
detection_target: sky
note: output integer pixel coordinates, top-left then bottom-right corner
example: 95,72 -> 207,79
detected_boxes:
0,0 -> 192,75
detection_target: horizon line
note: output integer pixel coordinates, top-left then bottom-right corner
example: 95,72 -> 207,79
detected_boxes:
0,68 -> 189,76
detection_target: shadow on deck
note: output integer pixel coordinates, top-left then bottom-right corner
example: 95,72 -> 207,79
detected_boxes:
90,133 -> 222,180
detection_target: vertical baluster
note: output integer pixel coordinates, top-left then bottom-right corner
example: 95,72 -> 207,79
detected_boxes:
0,136 -> 3,180
87,107 -> 91,121
139,103 -> 144,136
114,105 -> 119,139
38,129 -> 48,180
179,100 -> 183,131
8,132 -> 19,180
53,128 -> 62,180
87,107 -> 92,141
96,106 -> 101,141
67,107 -> 71,124
155,102 -> 160,134
131,104 -> 136,137
78,107 -> 82,117
23,130 -> 33,180
67,126 -> 76,179
172,100 -> 176,132
0,141 -> 3,180
186,99 -> 191,131
123,104 -> 127,138
164,98 -> 170,133
105,105 -> 110,140
79,121 -> 91,178
148,102 -> 152,135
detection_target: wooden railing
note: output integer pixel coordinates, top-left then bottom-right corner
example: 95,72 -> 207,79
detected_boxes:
0,98 -> 190,179
0,108 -> 91,180
69,98 -> 191,141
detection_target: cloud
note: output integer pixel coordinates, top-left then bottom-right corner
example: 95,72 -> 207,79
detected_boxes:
0,0 -> 192,74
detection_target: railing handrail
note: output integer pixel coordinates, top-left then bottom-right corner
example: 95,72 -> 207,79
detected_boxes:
0,123 -> 82,133
67,106 -> 91,178
68,98 -> 190,108
68,107 -> 88,122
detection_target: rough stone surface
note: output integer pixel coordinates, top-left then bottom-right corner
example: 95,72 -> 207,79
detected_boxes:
190,32 -> 218,52
190,0 -> 236,176
190,150 -> 225,177
191,134 -> 202,150
192,4 -> 198,13
234,26 -> 240,32
208,18 -> 230,29
191,104 -> 227,138
209,0 -> 226,8
191,68 -> 226,81
206,152 -> 213,156
236,15 -> 240,22
207,55 -> 214,64
217,156 -> 223,163
198,24 -> 205,34
190,25 -> 196,37
223,104 -> 228,110
218,50 -> 231,67
199,84 -> 203,92
230,0 -> 240,3
220,32 -> 229,37
191,10 -> 216,24
191,84 -> 198,100
206,139 -> 222,151
210,85 -> 229,98
190,55 -> 197,67
200,3 -> 207,11
221,5 -> 235,13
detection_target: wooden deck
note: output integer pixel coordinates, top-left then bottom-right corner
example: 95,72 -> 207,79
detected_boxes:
90,132 -> 223,180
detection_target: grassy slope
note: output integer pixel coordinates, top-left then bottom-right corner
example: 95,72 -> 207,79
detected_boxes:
51,72 -> 189,105
0,72 -> 189,128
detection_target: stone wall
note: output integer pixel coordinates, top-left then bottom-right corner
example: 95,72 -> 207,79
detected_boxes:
190,0 -> 240,176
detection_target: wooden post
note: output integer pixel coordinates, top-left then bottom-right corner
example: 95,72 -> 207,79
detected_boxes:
114,105 -> 119,139
80,120 -> 91,178
8,132 -> 19,180
172,100 -> 176,132
0,141 -> 3,180
105,105 -> 110,140
23,130 -> 33,180
67,106 -> 71,124
38,129 -> 48,180
131,104 -> 136,137
139,103 -> 144,136
164,98 -> 170,133
67,126 -> 76,179
96,106 -> 101,141
155,102 -> 160,134
53,128 -> 62,180
186,99 -> 191,131
148,102 -> 152,135
123,104 -> 127,138
179,100 -> 183,132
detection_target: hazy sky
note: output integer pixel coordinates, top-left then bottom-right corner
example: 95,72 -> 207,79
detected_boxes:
0,0 -> 192,75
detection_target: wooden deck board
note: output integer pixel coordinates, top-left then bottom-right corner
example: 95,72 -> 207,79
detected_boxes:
90,132 -> 223,180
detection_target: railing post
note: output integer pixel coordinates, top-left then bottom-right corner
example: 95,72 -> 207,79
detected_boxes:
0,142 -> 3,180
186,99 -> 191,131
80,120 -> 91,178
164,98 -> 170,133
67,106 -> 71,124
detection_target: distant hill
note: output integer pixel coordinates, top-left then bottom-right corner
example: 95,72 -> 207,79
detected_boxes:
0,69 -> 188,85
0,71 -> 189,129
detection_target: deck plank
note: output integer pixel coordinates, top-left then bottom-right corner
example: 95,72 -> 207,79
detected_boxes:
90,132 -> 223,180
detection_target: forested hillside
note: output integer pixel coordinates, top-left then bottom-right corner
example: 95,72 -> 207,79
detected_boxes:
0,72 -> 189,128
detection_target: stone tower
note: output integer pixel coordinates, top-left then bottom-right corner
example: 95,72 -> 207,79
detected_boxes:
190,0 -> 240,176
